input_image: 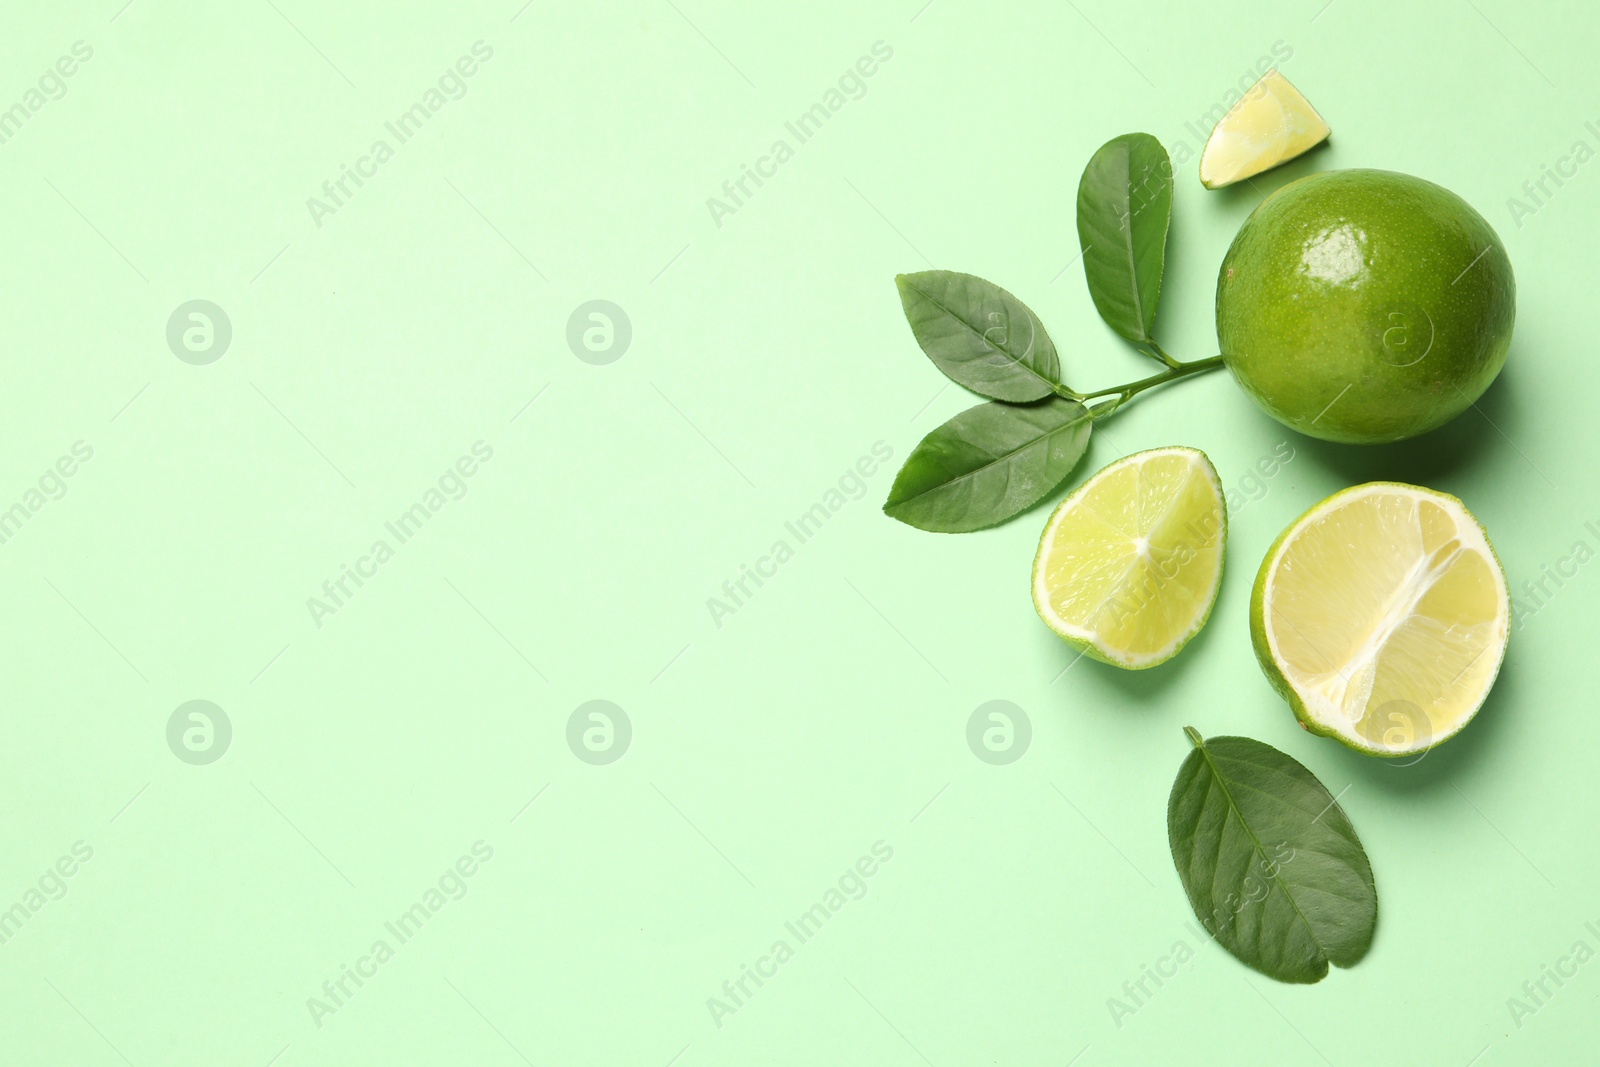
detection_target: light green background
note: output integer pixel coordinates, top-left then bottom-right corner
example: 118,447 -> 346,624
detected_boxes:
0,0 -> 1595,1063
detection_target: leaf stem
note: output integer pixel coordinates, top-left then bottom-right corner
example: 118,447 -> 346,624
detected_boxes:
1079,354 -> 1225,418
1143,339 -> 1182,369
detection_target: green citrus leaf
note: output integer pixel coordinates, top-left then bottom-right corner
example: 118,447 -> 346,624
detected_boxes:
894,271 -> 1062,401
1076,133 -> 1172,345
883,397 -> 1091,533
1167,728 -> 1378,984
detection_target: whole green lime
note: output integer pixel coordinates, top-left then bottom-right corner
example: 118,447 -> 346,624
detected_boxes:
1216,169 -> 1515,444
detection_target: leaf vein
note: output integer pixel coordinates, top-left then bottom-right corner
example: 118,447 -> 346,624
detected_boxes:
905,281 -> 1057,391
1189,736 -> 1331,966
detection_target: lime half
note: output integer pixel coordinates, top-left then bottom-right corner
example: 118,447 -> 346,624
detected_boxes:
1032,447 -> 1225,669
1200,70 -> 1330,189
1251,483 -> 1509,756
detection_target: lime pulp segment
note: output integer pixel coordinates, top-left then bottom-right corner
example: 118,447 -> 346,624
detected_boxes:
1200,69 -> 1330,190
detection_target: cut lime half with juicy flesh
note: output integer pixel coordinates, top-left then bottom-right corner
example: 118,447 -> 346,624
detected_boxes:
1251,483 -> 1509,756
1033,447 -> 1225,669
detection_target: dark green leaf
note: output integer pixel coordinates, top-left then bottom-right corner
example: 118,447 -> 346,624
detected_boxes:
895,271 -> 1061,401
1076,133 -> 1173,344
883,397 -> 1091,533
1167,728 -> 1378,984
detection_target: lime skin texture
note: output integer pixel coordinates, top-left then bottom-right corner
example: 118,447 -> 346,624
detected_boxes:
1216,169 -> 1515,445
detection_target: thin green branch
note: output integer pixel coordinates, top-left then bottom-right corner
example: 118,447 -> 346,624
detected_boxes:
1081,354 -> 1225,418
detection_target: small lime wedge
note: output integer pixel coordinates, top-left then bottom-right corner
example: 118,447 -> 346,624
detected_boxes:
1032,447 -> 1225,669
1200,70 -> 1330,189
